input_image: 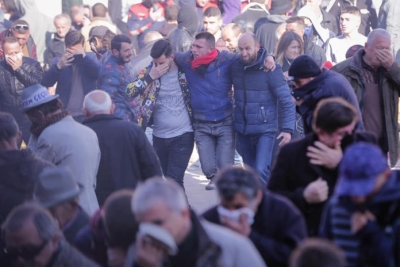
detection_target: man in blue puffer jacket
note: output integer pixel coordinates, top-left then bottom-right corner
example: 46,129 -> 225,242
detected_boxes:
231,32 -> 295,184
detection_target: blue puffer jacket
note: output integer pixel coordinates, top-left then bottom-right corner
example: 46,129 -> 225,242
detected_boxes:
174,50 -> 239,121
232,48 -> 295,135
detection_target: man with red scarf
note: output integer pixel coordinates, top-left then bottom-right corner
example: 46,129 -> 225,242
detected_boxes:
174,32 -> 274,190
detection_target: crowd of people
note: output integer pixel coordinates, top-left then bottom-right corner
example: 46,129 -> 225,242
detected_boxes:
0,0 -> 400,266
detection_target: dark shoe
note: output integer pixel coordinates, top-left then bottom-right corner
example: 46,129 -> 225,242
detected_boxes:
205,179 -> 215,190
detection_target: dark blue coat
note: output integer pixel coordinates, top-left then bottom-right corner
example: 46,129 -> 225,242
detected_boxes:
231,48 -> 295,135
202,191 -> 307,267
41,52 -> 100,107
293,69 -> 364,134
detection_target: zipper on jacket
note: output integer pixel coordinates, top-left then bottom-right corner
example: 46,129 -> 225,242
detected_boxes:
243,72 -> 247,134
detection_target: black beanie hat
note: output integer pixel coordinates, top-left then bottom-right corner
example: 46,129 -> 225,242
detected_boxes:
288,55 -> 321,80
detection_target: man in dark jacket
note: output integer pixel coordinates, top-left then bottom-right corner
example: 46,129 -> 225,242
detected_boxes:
82,90 -> 162,205
203,166 -> 307,267
0,36 -> 43,144
0,19 -> 37,61
41,30 -> 100,123
268,98 -> 376,236
44,14 -> 71,69
167,6 -> 198,53
288,54 -> 362,134
0,112 -> 53,225
320,142 -> 400,267
231,33 -> 295,184
331,29 -> 400,167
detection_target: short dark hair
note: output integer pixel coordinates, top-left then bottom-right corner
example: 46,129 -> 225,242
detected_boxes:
165,5 -> 179,22
25,98 -> 64,118
103,190 -> 138,249
65,30 -> 85,47
290,238 -> 346,267
150,39 -> 173,58
195,32 -> 215,48
111,34 -> 132,51
92,3 -> 108,17
0,112 -> 19,142
2,36 -> 19,49
312,97 -> 358,134
203,6 -> 221,18
341,6 -> 361,17
286,16 -> 306,30
215,166 -> 262,202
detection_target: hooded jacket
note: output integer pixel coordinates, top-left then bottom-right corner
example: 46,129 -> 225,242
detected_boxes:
14,0 -> 55,64
0,149 -> 53,224
168,6 -> 198,53
293,68 -> 363,134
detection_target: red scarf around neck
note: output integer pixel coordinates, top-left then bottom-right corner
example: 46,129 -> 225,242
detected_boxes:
191,49 -> 218,70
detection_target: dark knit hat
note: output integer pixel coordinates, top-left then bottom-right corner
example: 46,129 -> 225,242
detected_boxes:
288,55 -> 321,80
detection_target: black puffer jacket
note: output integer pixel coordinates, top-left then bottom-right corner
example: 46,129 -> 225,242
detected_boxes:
0,57 -> 43,114
0,149 -> 53,224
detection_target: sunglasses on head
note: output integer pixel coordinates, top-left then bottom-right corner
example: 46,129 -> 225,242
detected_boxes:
4,239 -> 48,261
13,25 -> 29,31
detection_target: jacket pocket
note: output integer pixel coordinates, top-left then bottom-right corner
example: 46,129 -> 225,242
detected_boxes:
260,105 -> 267,123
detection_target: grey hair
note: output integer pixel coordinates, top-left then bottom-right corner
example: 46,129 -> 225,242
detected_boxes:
2,202 -> 62,242
215,166 -> 262,202
132,177 -> 188,216
83,90 -> 112,114
54,13 -> 72,25
367,28 -> 391,45
0,112 -> 19,142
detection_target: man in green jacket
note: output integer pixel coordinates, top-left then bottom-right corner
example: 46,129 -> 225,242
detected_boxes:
332,28 -> 400,167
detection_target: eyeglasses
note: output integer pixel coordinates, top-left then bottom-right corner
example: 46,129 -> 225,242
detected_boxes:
4,239 -> 48,261
13,25 -> 29,31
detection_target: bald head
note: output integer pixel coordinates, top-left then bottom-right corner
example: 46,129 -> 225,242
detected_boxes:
222,23 -> 242,52
83,90 -> 113,117
144,31 -> 163,44
238,32 -> 260,65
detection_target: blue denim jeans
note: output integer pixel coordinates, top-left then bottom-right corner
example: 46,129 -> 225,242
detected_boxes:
193,116 -> 235,179
153,132 -> 194,190
237,132 -> 276,184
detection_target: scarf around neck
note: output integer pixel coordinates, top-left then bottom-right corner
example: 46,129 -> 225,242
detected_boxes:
191,49 -> 218,70
30,110 -> 70,137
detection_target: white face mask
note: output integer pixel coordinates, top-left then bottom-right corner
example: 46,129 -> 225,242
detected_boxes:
5,52 -> 23,62
217,205 -> 255,225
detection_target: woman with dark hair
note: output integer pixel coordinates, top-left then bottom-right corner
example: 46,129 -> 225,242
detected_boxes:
0,0 -> 22,22
275,31 -> 304,74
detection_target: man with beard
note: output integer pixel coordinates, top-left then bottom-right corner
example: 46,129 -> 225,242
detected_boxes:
98,34 -> 138,122
231,32 -> 295,184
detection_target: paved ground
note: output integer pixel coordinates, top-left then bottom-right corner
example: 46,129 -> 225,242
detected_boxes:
184,149 -> 218,214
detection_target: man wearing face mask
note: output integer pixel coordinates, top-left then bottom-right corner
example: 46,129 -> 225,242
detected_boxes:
0,36 -> 43,146
268,98 -> 376,236
203,166 -> 307,267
